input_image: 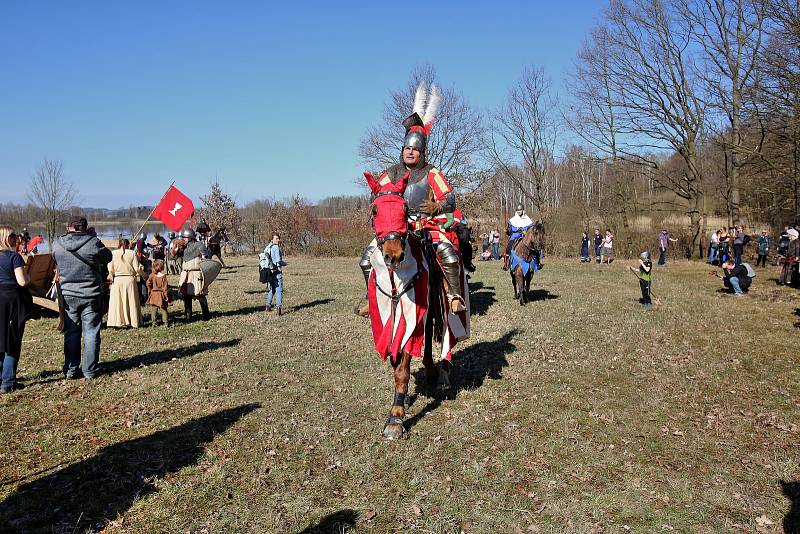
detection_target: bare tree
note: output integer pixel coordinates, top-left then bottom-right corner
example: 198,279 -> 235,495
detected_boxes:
28,159 -> 76,250
683,0 -> 765,225
197,181 -> 242,250
489,66 -> 560,220
578,0 -> 707,257
358,64 -> 485,190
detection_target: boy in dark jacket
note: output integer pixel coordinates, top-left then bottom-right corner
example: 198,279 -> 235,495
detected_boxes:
52,216 -> 112,379
630,251 -> 653,308
721,259 -> 752,295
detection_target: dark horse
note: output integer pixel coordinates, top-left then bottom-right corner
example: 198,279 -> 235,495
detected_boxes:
364,172 -> 462,440
206,228 -> 229,267
509,223 -> 545,305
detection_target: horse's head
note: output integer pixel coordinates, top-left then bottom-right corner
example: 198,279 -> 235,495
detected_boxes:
366,171 -> 409,271
521,221 -> 546,252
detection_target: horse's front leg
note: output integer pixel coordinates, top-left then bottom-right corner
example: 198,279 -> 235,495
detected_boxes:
511,270 -> 519,300
515,269 -> 526,305
384,351 -> 412,440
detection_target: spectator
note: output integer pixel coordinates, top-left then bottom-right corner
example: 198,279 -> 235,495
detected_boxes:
106,238 -> 142,328
491,229 -> 501,260
717,227 -> 731,264
480,232 -> 489,254
779,228 -> 799,286
657,229 -> 678,266
756,230 -> 770,268
732,225 -> 749,265
600,229 -> 614,264
708,229 -> 719,264
777,226 -> 790,261
261,233 -> 288,316
593,228 -> 602,264
721,258 -> 753,296
52,215 -> 112,380
0,226 -> 31,393
580,231 -> 590,263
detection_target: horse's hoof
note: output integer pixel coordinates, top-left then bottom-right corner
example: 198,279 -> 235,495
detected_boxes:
383,416 -> 406,440
437,369 -> 451,389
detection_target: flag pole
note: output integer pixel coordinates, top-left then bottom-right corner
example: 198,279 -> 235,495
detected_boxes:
133,181 -> 175,239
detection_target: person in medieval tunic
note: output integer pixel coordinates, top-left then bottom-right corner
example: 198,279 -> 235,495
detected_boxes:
169,232 -> 186,274
178,228 -> 211,321
146,259 -> 170,327
106,238 -> 143,328
502,204 -> 534,271
358,83 -> 466,315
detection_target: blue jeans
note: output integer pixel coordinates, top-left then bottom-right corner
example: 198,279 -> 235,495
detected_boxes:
658,248 -> 666,266
62,295 -> 103,378
728,276 -> 743,294
266,272 -> 283,308
708,244 -> 718,263
1,352 -> 18,389
492,243 -> 499,260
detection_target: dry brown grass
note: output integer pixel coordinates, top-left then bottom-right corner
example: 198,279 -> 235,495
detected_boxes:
0,256 -> 798,533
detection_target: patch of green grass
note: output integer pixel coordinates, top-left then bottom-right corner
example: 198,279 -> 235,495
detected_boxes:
1,257 -> 797,532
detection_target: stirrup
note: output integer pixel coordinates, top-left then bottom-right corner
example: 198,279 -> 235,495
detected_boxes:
448,294 -> 466,313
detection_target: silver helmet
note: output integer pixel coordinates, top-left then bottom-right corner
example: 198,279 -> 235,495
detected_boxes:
640,251 -> 650,261
181,228 -> 195,240
516,204 -> 524,213
403,130 -> 426,153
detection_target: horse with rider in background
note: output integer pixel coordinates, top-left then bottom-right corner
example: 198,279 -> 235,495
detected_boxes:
206,228 -> 229,268
509,223 -> 546,305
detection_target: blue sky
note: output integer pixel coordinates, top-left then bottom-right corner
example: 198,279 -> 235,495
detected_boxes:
0,1 -> 605,208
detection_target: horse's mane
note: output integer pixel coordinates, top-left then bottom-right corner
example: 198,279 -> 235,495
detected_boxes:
514,223 -> 545,261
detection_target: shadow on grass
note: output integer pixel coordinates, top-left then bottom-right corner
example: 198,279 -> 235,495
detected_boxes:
286,298 -> 335,314
781,480 -> 800,533
28,339 -> 242,386
405,328 -> 518,432
298,509 -> 358,533
104,339 -> 241,375
468,281 -> 495,316
215,305 -> 266,318
528,288 -> 559,301
0,403 -> 260,533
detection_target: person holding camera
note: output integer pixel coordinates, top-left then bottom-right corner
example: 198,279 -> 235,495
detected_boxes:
260,233 -> 287,316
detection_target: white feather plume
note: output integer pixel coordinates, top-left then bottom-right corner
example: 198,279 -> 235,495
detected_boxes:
413,84 -> 427,117
422,84 -> 441,125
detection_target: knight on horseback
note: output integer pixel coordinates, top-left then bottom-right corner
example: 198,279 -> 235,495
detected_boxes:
502,204 -> 535,271
359,83 -> 466,315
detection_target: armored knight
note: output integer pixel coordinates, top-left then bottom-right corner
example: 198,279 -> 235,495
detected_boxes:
178,228 -> 211,321
359,83 -> 466,314
503,204 -> 534,271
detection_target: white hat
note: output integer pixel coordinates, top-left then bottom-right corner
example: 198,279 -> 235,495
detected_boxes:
788,229 -> 799,238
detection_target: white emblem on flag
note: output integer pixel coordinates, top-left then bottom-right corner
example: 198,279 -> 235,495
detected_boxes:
168,202 -> 182,216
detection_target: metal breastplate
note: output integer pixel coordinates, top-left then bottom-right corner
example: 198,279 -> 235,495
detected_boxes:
387,162 -> 433,213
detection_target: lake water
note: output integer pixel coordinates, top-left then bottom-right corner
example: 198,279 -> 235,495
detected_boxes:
24,221 -> 172,251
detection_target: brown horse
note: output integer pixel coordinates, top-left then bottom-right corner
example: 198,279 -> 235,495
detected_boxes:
510,223 -> 545,305
364,172 -> 452,440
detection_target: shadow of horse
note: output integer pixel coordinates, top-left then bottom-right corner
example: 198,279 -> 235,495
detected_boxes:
0,403 -> 260,532
405,329 -> 518,431
468,281 -> 496,316
27,339 -> 242,386
782,480 -> 800,533
298,509 -> 359,533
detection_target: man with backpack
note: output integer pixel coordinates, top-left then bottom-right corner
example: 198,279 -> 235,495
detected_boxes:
721,258 -> 755,296
260,233 -> 287,316
52,215 -> 113,380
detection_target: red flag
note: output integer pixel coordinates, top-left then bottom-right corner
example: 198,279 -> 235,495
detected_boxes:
152,185 -> 194,232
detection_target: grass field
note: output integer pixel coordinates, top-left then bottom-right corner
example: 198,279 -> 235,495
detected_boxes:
1,256 -> 798,533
